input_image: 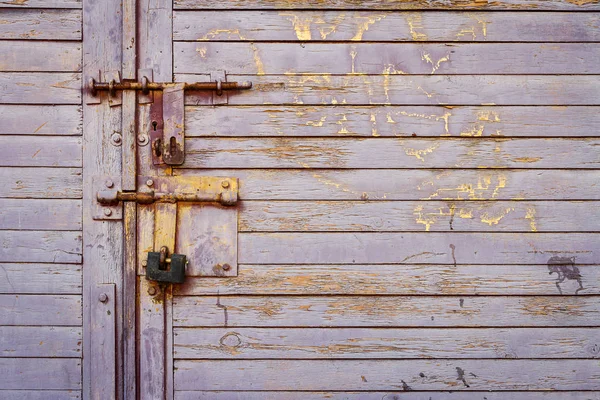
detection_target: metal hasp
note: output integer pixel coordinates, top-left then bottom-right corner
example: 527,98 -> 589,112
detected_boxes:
87,71 -> 252,166
146,246 -> 186,284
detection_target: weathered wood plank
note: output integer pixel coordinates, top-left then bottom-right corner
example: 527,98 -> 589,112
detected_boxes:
176,264 -> 599,296
0,326 -> 82,357
239,200 -> 597,232
0,230 -> 82,263
174,11 -> 600,42
176,392 -> 600,400
239,232 -> 599,264
174,0 -> 600,10
179,74 -> 600,106
176,43 -> 600,75
91,284 -> 115,400
184,138 -> 600,169
0,105 -> 82,136
0,136 -> 82,167
186,106 -> 600,138
174,169 -> 600,201
0,0 -> 81,7
0,199 -> 82,231
0,167 -> 82,199
173,295 -> 600,327
0,73 -> 81,104
0,41 -> 81,72
0,263 -> 81,294
0,294 -> 81,325
0,391 -> 81,400
174,327 -> 600,359
175,359 -> 600,390
0,358 -> 81,389
0,9 -> 82,40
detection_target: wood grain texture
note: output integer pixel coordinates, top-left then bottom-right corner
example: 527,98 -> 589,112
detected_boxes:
174,169 -> 600,201
91,284 -> 115,400
238,200 -> 597,232
0,391 -> 81,400
175,359 -> 600,390
173,295 -> 600,327
0,105 -> 82,136
175,392 -> 600,400
174,327 -> 600,359
0,326 -> 82,357
0,136 -> 82,167
0,358 -> 81,389
0,167 -> 82,199
185,106 -> 600,138
176,43 -> 600,75
179,74 -> 600,106
174,0 -> 600,10
174,11 -> 600,42
0,230 -> 82,263
0,199 -> 82,231
184,138 -> 600,169
0,263 -> 81,294
0,73 -> 81,104
0,41 -> 81,72
0,294 -> 81,325
0,0 -> 81,7
176,264 -> 599,296
239,232 -> 599,264
0,9 -> 82,40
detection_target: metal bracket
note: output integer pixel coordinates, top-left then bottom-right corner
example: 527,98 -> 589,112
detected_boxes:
211,70 -> 228,105
137,68 -> 154,104
92,176 -> 123,220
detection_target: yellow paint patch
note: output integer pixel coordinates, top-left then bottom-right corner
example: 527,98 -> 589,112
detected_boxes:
406,14 -> 427,41
249,43 -> 265,75
351,14 -> 387,41
421,52 -> 450,74
513,157 -> 541,164
404,142 -> 440,162
477,110 -> 501,122
525,207 -> 538,232
480,207 -> 513,226
195,46 -> 207,58
280,13 -> 313,41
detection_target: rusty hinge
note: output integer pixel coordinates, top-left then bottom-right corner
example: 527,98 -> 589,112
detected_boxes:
86,69 -> 252,166
92,175 -> 238,221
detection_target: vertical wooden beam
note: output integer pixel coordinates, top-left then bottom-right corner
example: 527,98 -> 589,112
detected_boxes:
91,284 -> 116,400
123,202 -> 137,400
83,0 -> 123,399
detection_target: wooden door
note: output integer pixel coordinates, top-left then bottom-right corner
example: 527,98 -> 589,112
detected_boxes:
83,0 -> 600,399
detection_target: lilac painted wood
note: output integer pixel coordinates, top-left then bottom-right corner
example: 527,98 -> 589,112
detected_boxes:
0,137 -> 82,167
91,284 -> 116,400
0,167 -> 82,199
0,295 -> 81,326
0,199 -> 82,231
0,391 -> 81,400
0,41 -> 81,72
0,73 -> 81,104
0,326 -> 82,357
0,358 -> 81,389
0,9 -> 82,40
0,263 -> 81,294
0,105 -> 82,136
0,231 -> 82,263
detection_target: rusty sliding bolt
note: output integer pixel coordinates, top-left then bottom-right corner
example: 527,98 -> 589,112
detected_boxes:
96,189 -> 238,206
88,78 -> 251,96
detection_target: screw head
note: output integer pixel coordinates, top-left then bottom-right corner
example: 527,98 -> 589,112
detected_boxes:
146,179 -> 154,187
98,293 -> 108,303
103,208 -> 113,217
105,179 -> 114,188
147,286 -> 157,296
221,180 -> 230,189
222,263 -> 231,271
111,133 -> 122,146
137,134 -> 149,146
141,260 -> 147,267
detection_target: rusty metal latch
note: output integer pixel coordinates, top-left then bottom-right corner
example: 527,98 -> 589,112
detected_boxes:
86,69 -> 252,166
92,175 -> 239,220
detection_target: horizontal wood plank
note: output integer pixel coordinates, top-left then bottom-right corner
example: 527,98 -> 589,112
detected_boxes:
0,391 -> 81,400
176,264 -> 599,296
0,326 -> 82,357
0,294 -> 81,325
173,295 -> 600,327
174,11 -> 600,42
0,167 -> 82,199
186,106 -> 600,138
184,138 -> 600,169
239,232 -> 600,264
0,358 -> 80,389
175,359 -> 600,390
0,9 -> 82,40
174,169 -> 600,200
174,0 -> 600,10
239,200 -> 597,232
176,43 -> 600,75
0,263 -> 81,294
176,392 -> 600,400
0,231 -> 82,263
0,41 -> 81,72
180,74 -> 600,106
0,73 -> 81,104
174,327 -> 600,359
0,105 -> 82,136
0,136 -> 82,167
0,199 -> 82,231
